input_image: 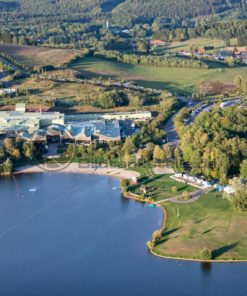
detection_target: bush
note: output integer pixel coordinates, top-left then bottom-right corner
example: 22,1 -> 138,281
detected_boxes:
120,178 -> 130,193
139,193 -> 145,200
181,190 -> 191,200
172,186 -> 178,193
200,247 -> 212,260
147,240 -> 154,250
152,230 -> 162,245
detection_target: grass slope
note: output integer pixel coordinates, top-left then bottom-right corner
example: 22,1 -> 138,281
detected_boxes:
154,192 -> 247,260
129,166 -> 196,201
72,57 -> 247,95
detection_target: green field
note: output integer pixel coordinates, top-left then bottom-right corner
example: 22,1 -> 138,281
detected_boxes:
154,192 -> 247,260
129,166 -> 196,201
153,37 -> 237,54
71,57 -> 247,95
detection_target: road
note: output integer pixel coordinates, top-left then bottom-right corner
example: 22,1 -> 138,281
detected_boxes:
164,96 -> 195,147
164,112 -> 180,146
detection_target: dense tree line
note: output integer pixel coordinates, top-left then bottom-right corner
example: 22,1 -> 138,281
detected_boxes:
0,51 -> 29,73
174,107 -> 247,184
94,50 -> 209,69
0,137 -> 42,174
224,177 -> 247,212
153,19 -> 247,44
112,0 -> 245,27
0,0 -> 247,51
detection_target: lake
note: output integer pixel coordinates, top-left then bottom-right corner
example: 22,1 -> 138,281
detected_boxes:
0,173 -> 246,296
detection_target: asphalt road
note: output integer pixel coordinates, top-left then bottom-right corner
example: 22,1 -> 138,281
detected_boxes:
164,96 -> 195,146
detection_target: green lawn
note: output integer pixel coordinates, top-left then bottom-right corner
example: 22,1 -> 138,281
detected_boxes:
71,57 -> 247,95
154,191 -> 247,260
129,165 -> 196,201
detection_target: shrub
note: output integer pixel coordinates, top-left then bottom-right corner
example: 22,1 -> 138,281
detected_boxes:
185,231 -> 191,238
172,186 -> 178,193
120,178 -> 130,193
152,230 -> 162,245
200,247 -> 212,260
182,190 -> 191,200
139,193 -> 145,200
147,240 -> 154,250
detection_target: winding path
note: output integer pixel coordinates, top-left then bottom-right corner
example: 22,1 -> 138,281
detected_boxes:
155,186 -> 212,204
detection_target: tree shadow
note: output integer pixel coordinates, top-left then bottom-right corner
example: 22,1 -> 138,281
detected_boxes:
195,217 -> 208,224
163,227 -> 180,236
156,227 -> 181,245
202,228 -> 214,234
212,242 -> 239,259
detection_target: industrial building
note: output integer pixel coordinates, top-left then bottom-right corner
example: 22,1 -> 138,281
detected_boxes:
0,104 -> 64,134
65,111 -> 152,122
0,104 -> 121,143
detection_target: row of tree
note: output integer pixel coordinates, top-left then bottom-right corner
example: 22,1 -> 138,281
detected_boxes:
94,50 -> 209,69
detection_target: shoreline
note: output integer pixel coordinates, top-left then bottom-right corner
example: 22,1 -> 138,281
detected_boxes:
13,164 -> 247,263
125,190 -> 247,263
14,163 -> 140,180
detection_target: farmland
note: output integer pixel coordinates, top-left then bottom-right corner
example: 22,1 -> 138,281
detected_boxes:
0,44 -> 80,68
2,43 -> 247,95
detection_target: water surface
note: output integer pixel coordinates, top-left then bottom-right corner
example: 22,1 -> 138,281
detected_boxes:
0,173 -> 246,296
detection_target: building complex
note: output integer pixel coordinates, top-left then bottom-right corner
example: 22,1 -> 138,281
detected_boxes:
0,104 -> 151,144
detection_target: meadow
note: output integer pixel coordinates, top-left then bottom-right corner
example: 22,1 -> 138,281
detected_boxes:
71,57 -> 247,95
154,191 -> 247,260
153,37 -> 237,54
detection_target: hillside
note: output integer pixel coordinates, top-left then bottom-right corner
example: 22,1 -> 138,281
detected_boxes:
112,0 -> 245,25
1,0 -> 246,26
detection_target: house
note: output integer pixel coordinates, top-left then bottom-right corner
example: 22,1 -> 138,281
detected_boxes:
226,47 -> 246,54
0,88 -> 17,95
150,40 -> 166,46
178,50 -> 191,56
198,48 -> 206,54
131,176 -> 138,185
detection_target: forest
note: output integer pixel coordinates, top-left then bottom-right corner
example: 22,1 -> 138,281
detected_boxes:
0,0 -> 247,47
174,106 -> 247,184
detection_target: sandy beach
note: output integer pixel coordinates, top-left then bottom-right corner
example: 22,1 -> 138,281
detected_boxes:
14,163 -> 140,180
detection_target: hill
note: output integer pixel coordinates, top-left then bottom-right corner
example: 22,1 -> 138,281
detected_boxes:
1,0 -> 246,27
112,0 -> 246,26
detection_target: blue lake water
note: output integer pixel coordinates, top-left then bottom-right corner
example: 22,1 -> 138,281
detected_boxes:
0,173 -> 246,296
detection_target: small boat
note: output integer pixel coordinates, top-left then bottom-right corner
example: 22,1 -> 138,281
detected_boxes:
29,187 -> 37,192
148,204 -> 155,208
